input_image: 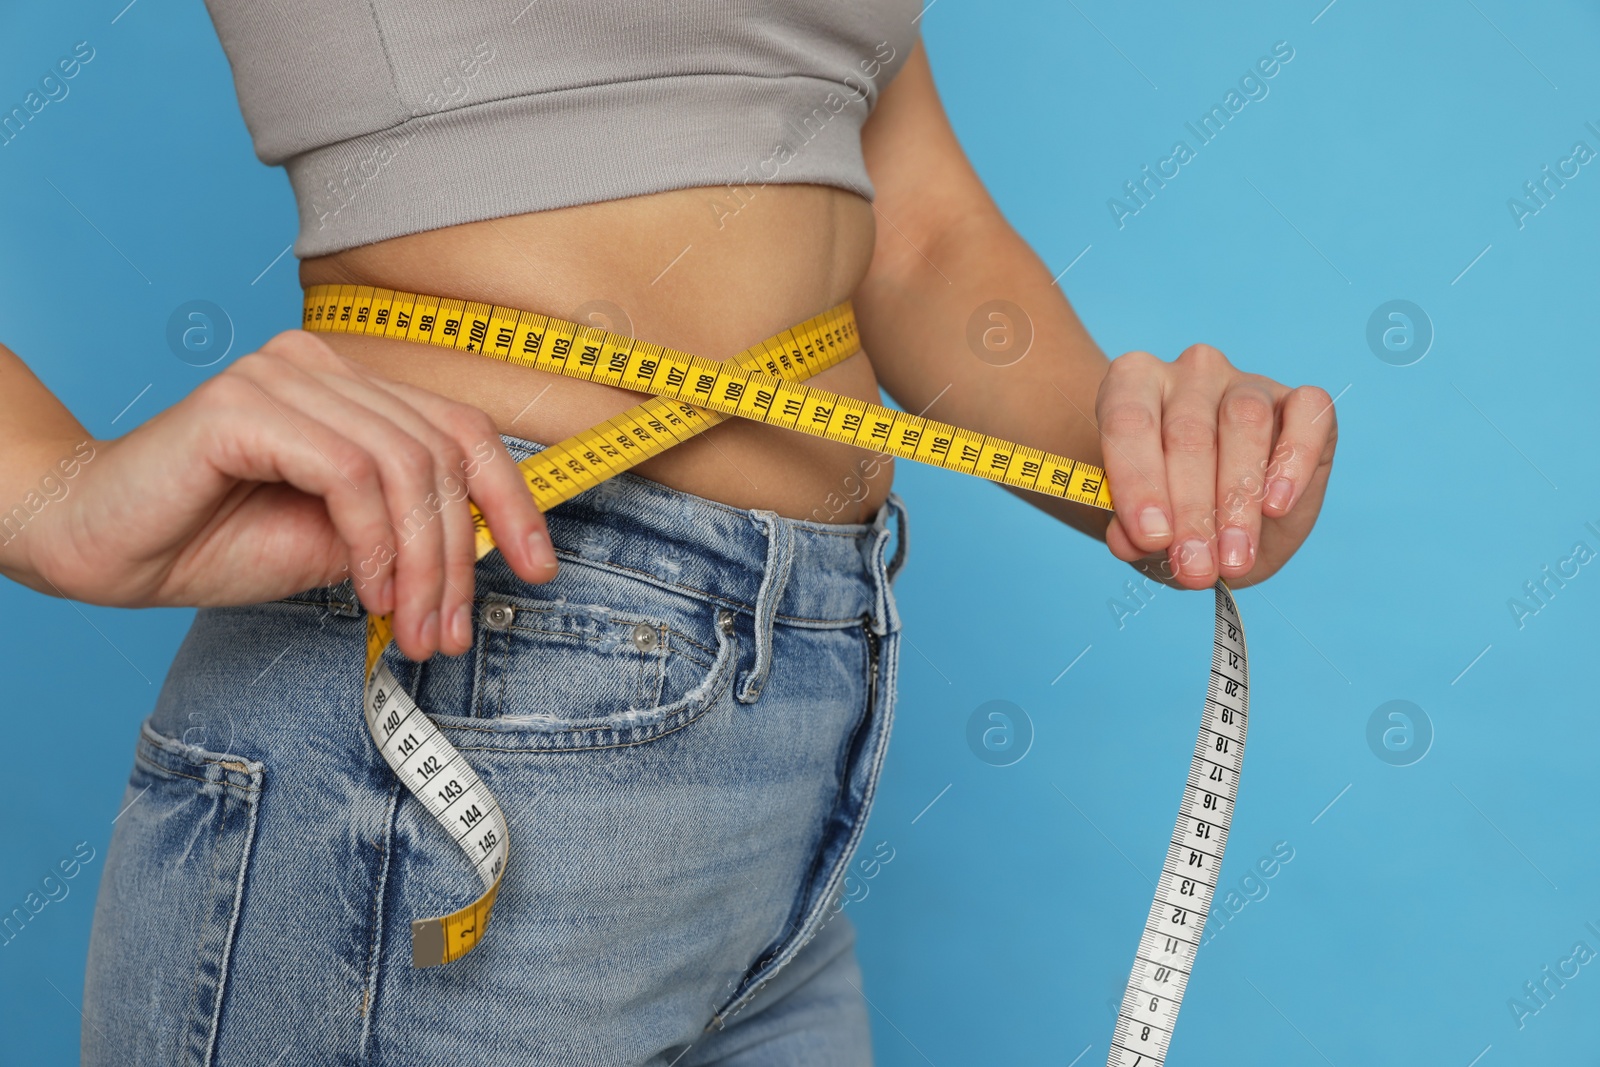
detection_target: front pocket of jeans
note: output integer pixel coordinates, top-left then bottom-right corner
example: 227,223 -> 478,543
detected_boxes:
427,601 -> 740,752
83,721 -> 264,1067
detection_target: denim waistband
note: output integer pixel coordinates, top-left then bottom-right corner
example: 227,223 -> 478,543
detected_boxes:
499,434 -> 906,636
292,433 -> 907,638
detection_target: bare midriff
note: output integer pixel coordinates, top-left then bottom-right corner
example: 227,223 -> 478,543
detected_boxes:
300,183 -> 894,524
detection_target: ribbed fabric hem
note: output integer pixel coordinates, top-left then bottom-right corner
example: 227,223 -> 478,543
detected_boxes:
285,72 -> 878,257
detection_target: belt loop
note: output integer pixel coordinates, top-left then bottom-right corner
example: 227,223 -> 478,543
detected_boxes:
737,512 -> 795,704
884,492 -> 909,584
867,494 -> 908,637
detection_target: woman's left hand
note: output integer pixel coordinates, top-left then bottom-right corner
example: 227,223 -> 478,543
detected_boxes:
1095,344 -> 1337,590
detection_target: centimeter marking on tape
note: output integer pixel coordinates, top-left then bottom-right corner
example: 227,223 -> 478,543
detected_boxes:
364,611 -> 506,967
1107,586 -> 1247,1067
301,284 -> 1115,519
302,283 -> 1247,1067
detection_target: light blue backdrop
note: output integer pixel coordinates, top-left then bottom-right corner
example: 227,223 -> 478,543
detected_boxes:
3,1 -> 1597,1063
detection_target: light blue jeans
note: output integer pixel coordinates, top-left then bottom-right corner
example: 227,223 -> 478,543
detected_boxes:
83,435 -> 906,1066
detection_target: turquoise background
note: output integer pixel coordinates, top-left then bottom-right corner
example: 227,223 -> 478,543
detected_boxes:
2,1 -> 1597,1063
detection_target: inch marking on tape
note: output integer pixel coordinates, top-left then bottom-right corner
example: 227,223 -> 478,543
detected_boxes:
302,284 -> 1248,1066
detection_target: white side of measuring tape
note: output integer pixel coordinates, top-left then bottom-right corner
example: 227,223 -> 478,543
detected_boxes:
365,659 -> 509,966
1107,582 -> 1248,1066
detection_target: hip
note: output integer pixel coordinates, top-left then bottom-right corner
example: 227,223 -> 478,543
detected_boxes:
84,440 -> 908,1063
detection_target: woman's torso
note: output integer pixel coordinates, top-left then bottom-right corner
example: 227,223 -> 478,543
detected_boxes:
301,182 -> 894,524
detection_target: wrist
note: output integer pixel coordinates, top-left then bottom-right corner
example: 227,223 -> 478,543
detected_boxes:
0,436 -> 105,599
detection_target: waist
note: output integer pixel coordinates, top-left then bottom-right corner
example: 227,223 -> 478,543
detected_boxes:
285,432 -> 905,631
299,185 -> 894,521
501,433 -> 902,628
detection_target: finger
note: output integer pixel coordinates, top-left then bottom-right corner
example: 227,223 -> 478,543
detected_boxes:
299,373 -> 490,657
1262,385 -> 1338,518
265,333 -> 558,652
195,369 -> 397,614
241,357 -> 449,660
1096,351 -> 1175,557
352,386 -> 477,658
1214,378 -> 1283,580
1105,514 -> 1144,562
1162,345 -> 1230,589
1255,446 -> 1333,581
434,462 -> 477,656
374,379 -> 559,587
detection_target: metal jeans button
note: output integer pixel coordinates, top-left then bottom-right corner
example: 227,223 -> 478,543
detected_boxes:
631,622 -> 658,652
481,602 -> 514,630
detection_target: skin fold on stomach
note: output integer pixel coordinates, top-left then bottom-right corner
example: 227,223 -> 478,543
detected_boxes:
300,183 -> 894,525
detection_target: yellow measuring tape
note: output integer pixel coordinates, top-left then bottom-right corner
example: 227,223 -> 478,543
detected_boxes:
301,285 -> 1246,1067
303,285 -> 1115,520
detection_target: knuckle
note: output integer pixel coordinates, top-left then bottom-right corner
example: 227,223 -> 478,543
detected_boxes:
338,444 -> 378,485
1109,349 -> 1160,376
337,441 -> 374,479
432,400 -> 478,435
433,440 -> 469,487
1220,390 -> 1274,433
1292,384 -> 1334,409
253,330 -> 300,357
434,402 -> 499,456
435,434 -> 467,469
460,403 -> 500,439
192,370 -> 252,410
1290,385 -> 1336,431
448,536 -> 477,573
1100,401 -> 1158,439
1162,413 -> 1217,454
1220,484 -> 1256,519
1176,343 -> 1228,370
1172,504 -> 1216,540
1265,440 -> 1302,478
261,329 -> 334,363
225,348 -> 276,380
394,437 -> 435,479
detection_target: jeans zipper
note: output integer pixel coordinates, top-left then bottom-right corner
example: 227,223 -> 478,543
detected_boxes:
862,616 -> 881,713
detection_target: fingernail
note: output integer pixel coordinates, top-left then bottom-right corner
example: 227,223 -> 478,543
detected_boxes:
1138,506 -> 1171,541
379,577 -> 393,612
1219,526 -> 1251,570
421,610 -> 439,651
1178,538 -> 1213,577
1265,478 -> 1294,512
528,528 -> 557,569
450,602 -> 472,648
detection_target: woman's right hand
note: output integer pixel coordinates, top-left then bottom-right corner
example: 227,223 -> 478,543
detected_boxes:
18,330 -> 558,661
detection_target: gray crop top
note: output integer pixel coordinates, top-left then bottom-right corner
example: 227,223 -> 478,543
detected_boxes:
202,1 -> 921,257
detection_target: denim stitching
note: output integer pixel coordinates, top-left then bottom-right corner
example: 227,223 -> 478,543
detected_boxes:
130,764 -> 262,795
177,787 -> 226,1066
717,632 -> 872,1019
357,783 -> 402,1058
135,738 -> 263,795
712,628 -> 899,1025
199,761 -> 264,1067
445,626 -> 738,752
548,553 -> 867,627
